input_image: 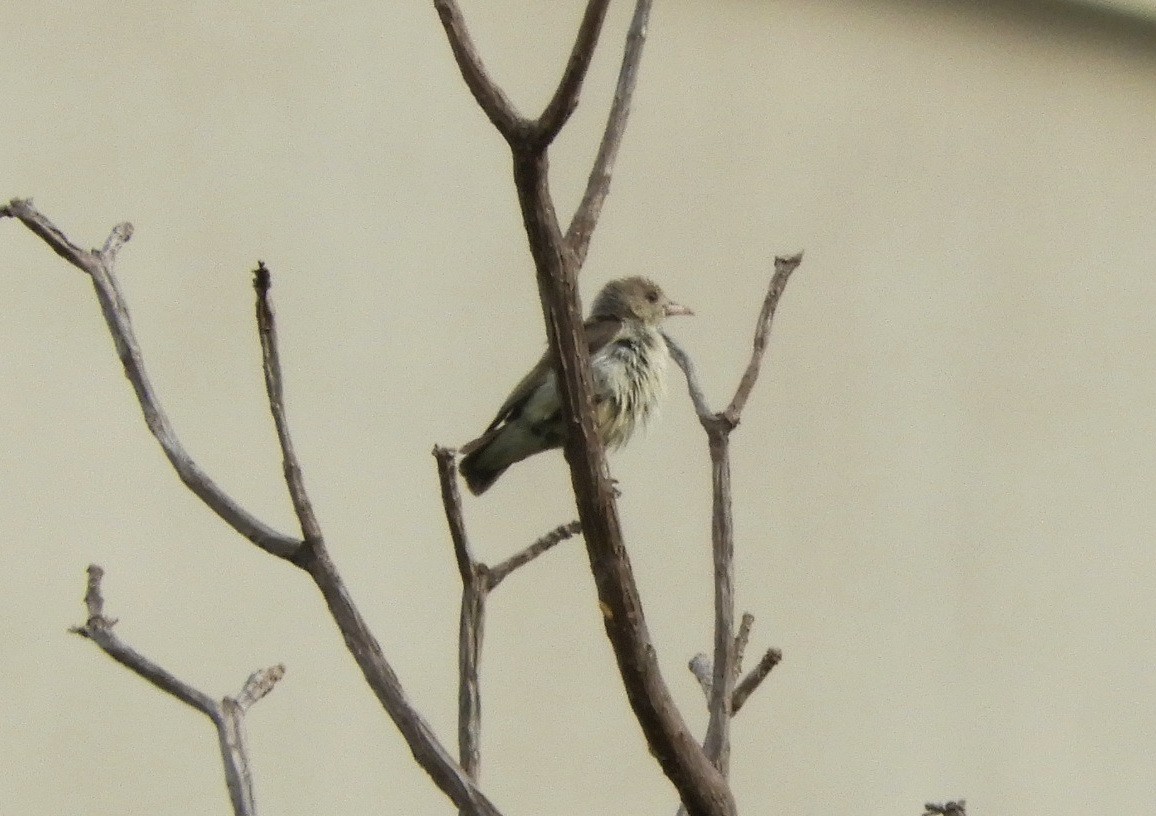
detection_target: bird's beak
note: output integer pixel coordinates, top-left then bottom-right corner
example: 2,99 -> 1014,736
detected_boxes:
664,301 -> 694,317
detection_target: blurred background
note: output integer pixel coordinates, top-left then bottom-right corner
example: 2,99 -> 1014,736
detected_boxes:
3,1 -> 1155,813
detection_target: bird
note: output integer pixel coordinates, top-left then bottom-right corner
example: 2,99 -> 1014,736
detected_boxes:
459,277 -> 692,495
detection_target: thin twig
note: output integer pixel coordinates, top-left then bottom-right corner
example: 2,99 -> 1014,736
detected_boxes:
566,0 -> 654,266
733,612 -> 754,679
687,614 -> 765,706
3,199 -> 300,559
487,520 -> 582,590
254,263 -> 321,546
536,0 -> 613,145
234,664 -> 287,713
661,333 -> 712,421
722,252 -> 804,424
434,446 -> 475,582
731,648 -> 781,716
432,0 -> 525,142
215,699 -> 258,816
456,580 -> 485,788
433,446 -> 581,788
70,565 -> 216,715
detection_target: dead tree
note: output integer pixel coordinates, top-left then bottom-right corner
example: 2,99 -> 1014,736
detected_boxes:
2,2 -> 800,814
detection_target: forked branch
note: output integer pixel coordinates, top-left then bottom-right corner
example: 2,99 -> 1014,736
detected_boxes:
4,201 -> 505,816
432,445 -> 580,796
71,564 -> 284,816
1,199 -> 300,560
436,2 -> 735,814
665,252 -> 803,784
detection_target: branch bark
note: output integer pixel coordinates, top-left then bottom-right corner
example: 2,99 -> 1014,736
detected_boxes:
431,0 -> 525,141
70,564 -> 284,816
432,445 -> 579,804
666,252 -> 803,789
4,200 -> 506,816
254,262 -> 321,546
566,0 -> 654,267
437,3 -> 735,813
1,199 -> 300,560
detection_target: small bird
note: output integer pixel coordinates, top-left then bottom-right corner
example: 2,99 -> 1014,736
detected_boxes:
459,277 -> 692,495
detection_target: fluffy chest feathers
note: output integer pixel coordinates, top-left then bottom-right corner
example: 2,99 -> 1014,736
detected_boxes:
589,321 -> 668,448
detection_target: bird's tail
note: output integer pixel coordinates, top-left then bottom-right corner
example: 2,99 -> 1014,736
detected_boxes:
459,431 -> 509,495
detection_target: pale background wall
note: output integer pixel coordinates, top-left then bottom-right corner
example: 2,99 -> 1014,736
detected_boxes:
3,2 -> 1155,814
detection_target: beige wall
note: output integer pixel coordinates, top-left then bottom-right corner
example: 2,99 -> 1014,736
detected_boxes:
3,2 -> 1155,814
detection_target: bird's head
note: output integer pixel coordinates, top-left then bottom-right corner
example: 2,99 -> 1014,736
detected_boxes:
591,277 -> 693,325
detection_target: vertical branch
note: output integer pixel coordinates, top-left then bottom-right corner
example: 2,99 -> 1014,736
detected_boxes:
438,1 -> 737,811
457,580 -> 486,785
215,700 -> 258,816
254,263 -> 321,545
433,446 -> 581,796
701,430 -> 735,773
434,446 -> 486,786
566,0 -> 655,266
665,253 -> 804,790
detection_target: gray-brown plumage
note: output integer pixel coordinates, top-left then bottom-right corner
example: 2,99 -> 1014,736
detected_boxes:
459,277 -> 692,495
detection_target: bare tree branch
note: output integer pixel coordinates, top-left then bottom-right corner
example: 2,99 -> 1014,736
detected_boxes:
661,333 -> 712,421
71,565 -> 217,715
536,0 -> 613,145
518,153 -> 734,816
5,201 -> 505,816
731,648 -> 781,716
566,0 -> 654,266
689,612 -> 757,701
216,698 -> 259,816
456,578 -> 485,789
665,254 -> 803,787
733,612 -> 754,678
701,429 -> 735,774
433,446 -> 580,792
722,252 -> 804,425
254,263 -> 320,546
434,446 -> 476,583
486,520 -> 582,590
296,545 -> 503,816
70,565 -> 284,816
432,0 -> 525,142
433,445 -> 485,787
2,199 -> 300,559
436,0 -> 735,808
234,664 -> 287,713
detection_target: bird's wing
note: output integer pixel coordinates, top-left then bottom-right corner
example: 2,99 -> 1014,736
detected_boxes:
480,315 -> 625,434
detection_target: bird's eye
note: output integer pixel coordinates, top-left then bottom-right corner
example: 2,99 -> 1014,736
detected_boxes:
646,290 -> 659,303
